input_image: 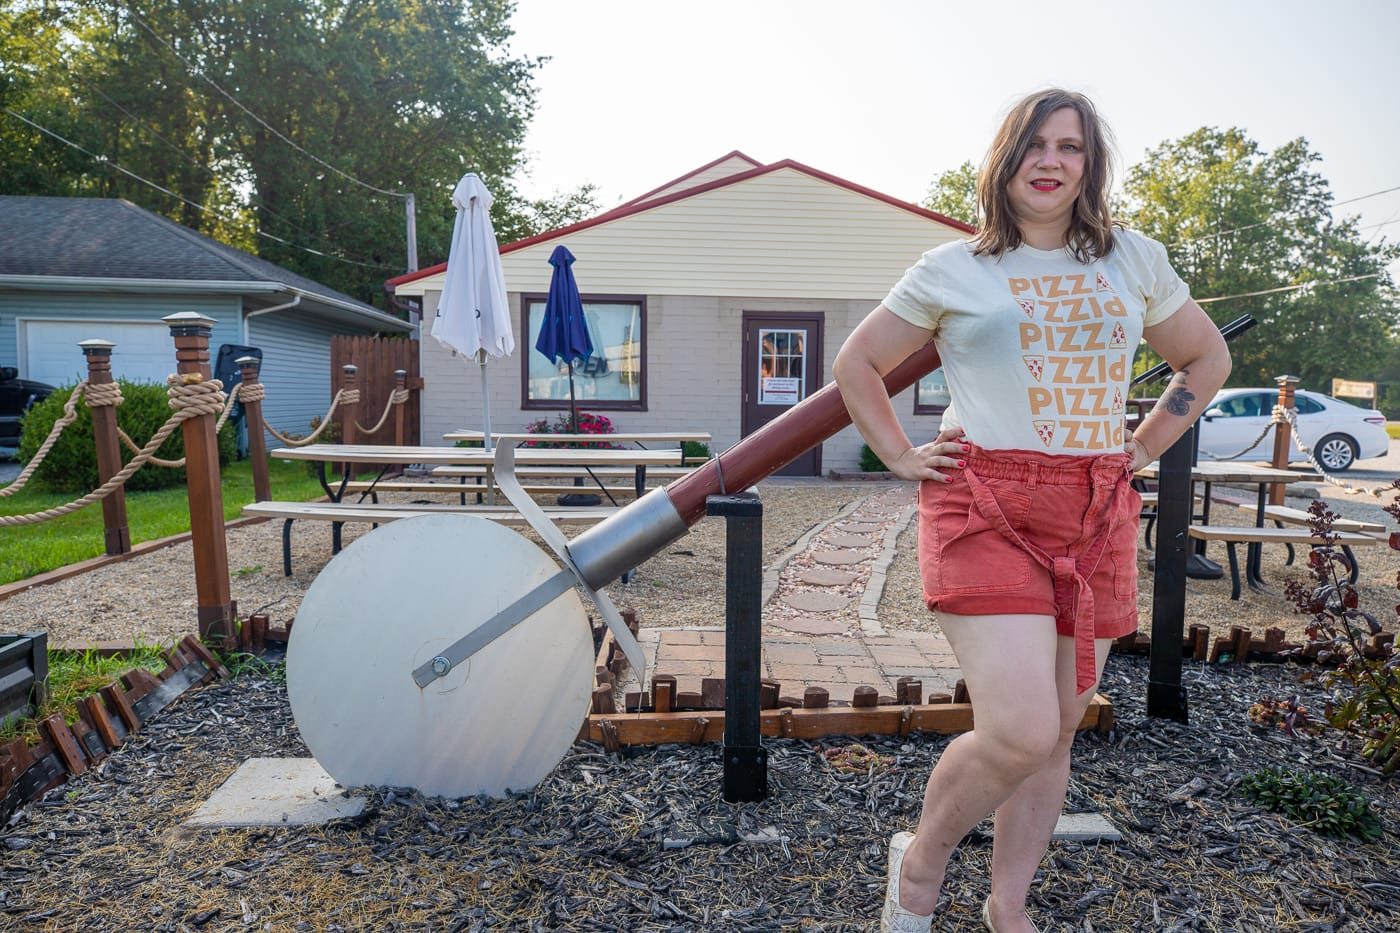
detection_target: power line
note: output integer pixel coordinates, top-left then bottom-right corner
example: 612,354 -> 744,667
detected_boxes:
5,107 -> 397,272
1165,183 -> 1400,251
1195,272 -> 1385,305
124,8 -> 407,199
8,28 -> 343,251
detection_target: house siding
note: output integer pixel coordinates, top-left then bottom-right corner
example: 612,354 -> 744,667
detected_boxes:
247,313 -> 339,439
405,164 -> 966,471
0,291 -> 241,384
419,289 -> 931,469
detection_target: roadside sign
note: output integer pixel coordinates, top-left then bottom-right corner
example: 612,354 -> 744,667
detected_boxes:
1331,379 -> 1376,400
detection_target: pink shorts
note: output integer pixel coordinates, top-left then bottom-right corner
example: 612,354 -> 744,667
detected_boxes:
918,445 -> 1141,694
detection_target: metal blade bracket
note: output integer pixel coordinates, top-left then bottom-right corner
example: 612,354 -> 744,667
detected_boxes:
410,569 -> 575,687
494,444 -> 648,688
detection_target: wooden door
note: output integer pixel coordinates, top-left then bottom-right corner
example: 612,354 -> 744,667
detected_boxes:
740,312 -> 824,476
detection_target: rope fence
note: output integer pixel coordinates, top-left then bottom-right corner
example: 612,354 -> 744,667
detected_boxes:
0,375 -> 226,526
260,387 -> 354,447
1196,402 -> 1392,498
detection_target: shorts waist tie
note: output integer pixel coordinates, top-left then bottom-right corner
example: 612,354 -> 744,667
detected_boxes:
961,462 -> 1133,696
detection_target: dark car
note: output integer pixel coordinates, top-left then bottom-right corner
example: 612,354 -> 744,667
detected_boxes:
0,366 -> 55,449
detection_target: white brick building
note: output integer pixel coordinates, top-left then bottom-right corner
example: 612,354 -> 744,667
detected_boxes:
387,153 -> 971,474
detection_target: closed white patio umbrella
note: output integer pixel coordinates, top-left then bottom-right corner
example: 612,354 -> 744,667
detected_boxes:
431,172 -> 514,451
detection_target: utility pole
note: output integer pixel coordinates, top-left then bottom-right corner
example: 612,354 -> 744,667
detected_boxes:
404,192 -> 419,272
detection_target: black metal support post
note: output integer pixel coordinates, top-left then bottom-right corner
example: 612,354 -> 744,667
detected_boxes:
707,491 -> 767,803
1147,429 -> 1194,722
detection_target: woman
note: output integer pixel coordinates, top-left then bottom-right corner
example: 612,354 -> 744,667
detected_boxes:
833,89 -> 1231,933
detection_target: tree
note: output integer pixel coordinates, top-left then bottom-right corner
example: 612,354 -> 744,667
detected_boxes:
923,161 -> 978,227
0,0 -> 596,305
1123,128 -> 1399,392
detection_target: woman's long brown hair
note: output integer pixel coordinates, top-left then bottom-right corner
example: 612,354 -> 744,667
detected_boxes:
972,88 -> 1118,262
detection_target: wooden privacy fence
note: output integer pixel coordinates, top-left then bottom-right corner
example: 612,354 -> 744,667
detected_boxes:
330,335 -> 422,449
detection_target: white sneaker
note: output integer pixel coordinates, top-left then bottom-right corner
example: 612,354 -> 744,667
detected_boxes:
881,831 -> 935,933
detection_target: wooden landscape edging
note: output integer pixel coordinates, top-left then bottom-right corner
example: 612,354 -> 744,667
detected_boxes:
581,610 -> 1114,748
581,695 -> 1113,748
1114,622 -> 1395,665
0,634 -> 229,823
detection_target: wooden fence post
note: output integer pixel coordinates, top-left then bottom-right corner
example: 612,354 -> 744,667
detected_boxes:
163,313 -> 234,646
340,364 -> 359,448
237,356 -> 271,502
1271,374 -> 1300,504
394,369 -> 407,448
79,339 -> 131,556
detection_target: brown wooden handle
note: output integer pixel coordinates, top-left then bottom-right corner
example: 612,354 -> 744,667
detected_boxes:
665,340 -> 942,525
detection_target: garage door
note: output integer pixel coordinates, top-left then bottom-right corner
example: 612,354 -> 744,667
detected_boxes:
22,320 -> 176,387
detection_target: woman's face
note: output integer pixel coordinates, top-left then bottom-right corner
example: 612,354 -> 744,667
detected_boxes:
1006,106 -> 1087,236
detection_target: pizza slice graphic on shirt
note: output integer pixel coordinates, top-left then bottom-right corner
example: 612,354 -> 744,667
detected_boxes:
1096,272 -> 1114,292
1033,420 -> 1056,447
1112,387 -> 1124,414
1023,355 -> 1045,381
1110,321 -> 1127,348
1017,299 -> 1036,318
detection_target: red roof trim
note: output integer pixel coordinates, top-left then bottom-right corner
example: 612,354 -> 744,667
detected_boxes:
611,149 -> 764,210
386,263 -> 444,286
385,155 -> 975,289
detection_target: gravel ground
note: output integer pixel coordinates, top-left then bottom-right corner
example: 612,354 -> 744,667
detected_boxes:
0,480 -> 873,647
877,482 -> 1400,646
3,474 -> 1395,654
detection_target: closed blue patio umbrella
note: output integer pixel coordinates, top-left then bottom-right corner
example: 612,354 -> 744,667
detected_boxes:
534,245 -> 593,432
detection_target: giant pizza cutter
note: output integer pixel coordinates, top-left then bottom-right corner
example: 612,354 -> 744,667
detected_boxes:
286,342 -> 943,798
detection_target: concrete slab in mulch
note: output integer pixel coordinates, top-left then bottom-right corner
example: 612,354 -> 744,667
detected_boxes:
769,615 -> 849,636
782,590 -> 850,612
812,549 -> 868,566
822,533 -> 878,549
1050,811 -> 1121,841
796,567 -> 860,586
984,811 -> 1120,842
837,521 -> 885,534
185,757 -> 365,828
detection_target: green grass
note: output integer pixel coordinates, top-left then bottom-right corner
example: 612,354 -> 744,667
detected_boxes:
0,642 -> 168,745
0,457 -> 329,584
1387,423 -> 1400,440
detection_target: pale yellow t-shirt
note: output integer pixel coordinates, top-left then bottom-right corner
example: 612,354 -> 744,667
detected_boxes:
883,230 -> 1190,454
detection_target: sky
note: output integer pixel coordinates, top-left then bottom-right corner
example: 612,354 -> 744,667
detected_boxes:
501,0 -> 1400,262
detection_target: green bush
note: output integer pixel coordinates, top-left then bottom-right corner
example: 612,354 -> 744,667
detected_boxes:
17,379 -> 235,493
681,440 -> 711,462
859,443 -> 889,472
1239,767 -> 1382,841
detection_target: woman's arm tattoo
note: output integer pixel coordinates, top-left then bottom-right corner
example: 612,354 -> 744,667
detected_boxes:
1160,368 -> 1196,416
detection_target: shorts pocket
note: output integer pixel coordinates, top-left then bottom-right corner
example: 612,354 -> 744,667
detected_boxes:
1111,487 -> 1142,599
928,487 -> 1033,593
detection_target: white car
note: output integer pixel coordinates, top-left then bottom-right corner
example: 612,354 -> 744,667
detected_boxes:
1197,388 -> 1390,472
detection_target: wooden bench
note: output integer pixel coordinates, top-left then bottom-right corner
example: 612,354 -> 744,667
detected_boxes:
338,478 -> 650,505
242,500 -> 617,575
431,464 -> 695,503
431,465 -> 695,481
1137,491 -> 1203,548
1238,502 -> 1386,535
1187,524 -> 1381,599
1233,502 -> 1386,567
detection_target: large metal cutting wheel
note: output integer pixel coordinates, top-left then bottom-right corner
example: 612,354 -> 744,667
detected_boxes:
286,513 -> 595,798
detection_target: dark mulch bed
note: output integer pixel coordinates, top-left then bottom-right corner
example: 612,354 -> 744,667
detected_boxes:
1,654 -> 1396,932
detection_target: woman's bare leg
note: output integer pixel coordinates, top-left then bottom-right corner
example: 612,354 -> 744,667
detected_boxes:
891,612 -> 1063,916
982,636 -> 1113,933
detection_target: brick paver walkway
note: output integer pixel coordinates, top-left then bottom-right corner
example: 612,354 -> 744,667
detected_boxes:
619,484 -> 964,705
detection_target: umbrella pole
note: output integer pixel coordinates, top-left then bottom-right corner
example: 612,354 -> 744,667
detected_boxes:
477,350 -> 493,453
567,363 -> 579,433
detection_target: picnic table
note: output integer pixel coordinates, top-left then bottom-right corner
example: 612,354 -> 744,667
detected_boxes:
1136,460 -> 1332,596
271,443 -> 688,503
